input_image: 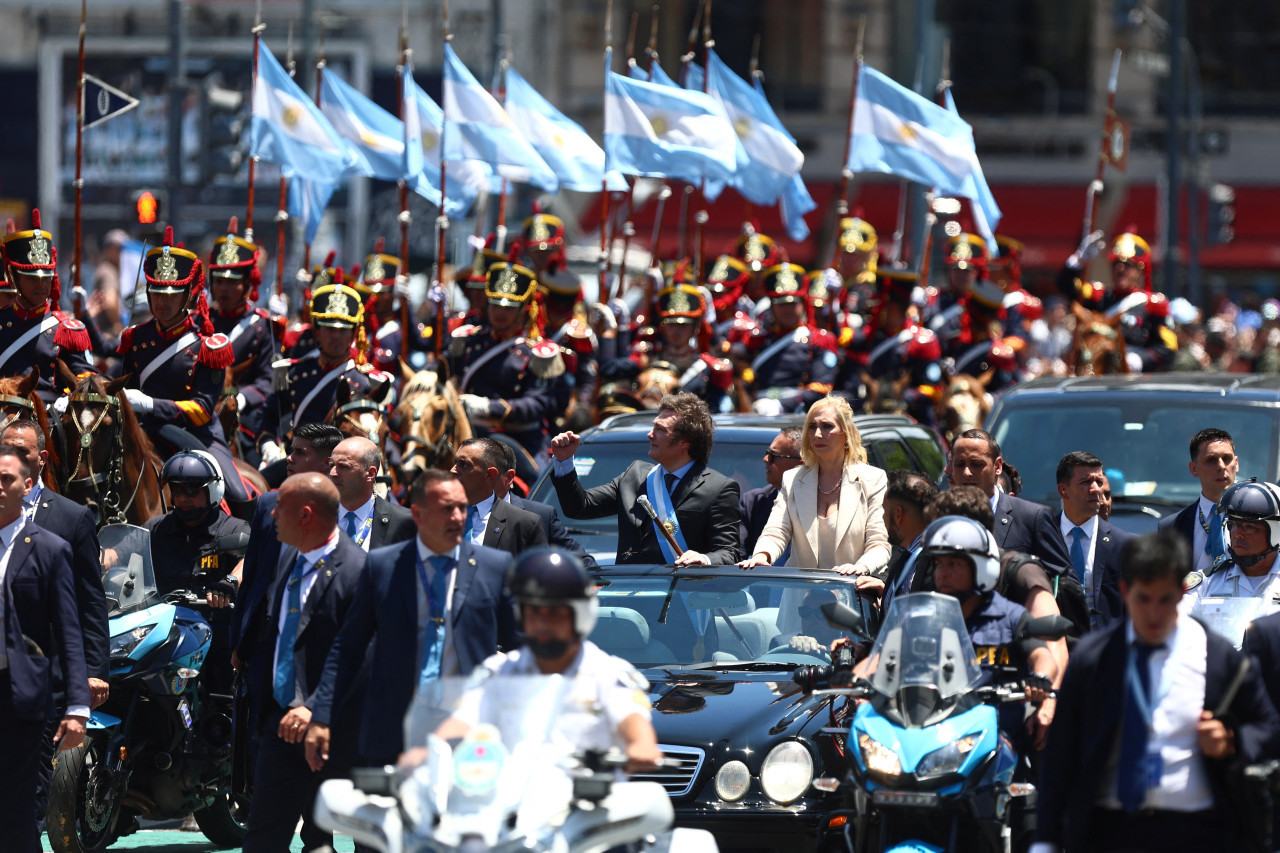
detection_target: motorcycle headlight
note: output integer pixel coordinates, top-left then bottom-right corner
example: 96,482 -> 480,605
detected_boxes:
915,732 -> 983,780
759,741 -> 813,804
858,733 -> 901,779
714,760 -> 751,802
109,624 -> 155,658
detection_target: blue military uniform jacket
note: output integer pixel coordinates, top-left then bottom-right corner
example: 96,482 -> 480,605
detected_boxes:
117,317 -> 229,445
259,353 -> 376,448
209,303 -> 279,415
0,303 -> 94,403
447,325 -> 570,459
748,324 -> 838,409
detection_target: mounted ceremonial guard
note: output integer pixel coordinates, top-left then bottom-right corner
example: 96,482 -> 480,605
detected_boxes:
206,218 -> 279,461
447,260 -> 570,464
115,227 -> 254,516
0,210 -> 93,403
355,238 -> 406,376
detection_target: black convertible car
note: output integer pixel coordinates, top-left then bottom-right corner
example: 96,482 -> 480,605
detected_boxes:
587,564 -> 870,852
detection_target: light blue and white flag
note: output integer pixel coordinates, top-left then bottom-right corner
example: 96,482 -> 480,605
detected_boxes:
504,66 -> 626,192
442,44 -> 558,193
407,76 -> 488,219
402,64 -> 425,185
755,72 -> 816,241
848,65 -> 1001,236
942,89 -> 1002,249
250,42 -> 351,187
629,59 -> 681,90
604,50 -> 738,185
285,172 -> 339,244
319,69 -> 405,182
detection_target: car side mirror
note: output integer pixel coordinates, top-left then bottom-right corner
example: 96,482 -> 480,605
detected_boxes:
821,601 -> 867,637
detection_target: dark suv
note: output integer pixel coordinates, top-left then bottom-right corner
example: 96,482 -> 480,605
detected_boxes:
528,412 -> 947,564
986,373 -> 1280,533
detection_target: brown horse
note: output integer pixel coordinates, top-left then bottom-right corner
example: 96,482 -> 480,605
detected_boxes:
1067,303 -> 1129,376
394,365 -> 472,481
58,373 -> 166,526
0,367 -> 60,490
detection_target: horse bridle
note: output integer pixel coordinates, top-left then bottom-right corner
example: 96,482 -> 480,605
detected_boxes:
62,391 -> 139,525
0,393 -> 36,432
400,396 -> 459,471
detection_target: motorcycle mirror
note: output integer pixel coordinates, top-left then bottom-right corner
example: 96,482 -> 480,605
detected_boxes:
351,765 -> 399,796
821,601 -> 866,636
215,531 -> 252,557
1019,614 -> 1073,641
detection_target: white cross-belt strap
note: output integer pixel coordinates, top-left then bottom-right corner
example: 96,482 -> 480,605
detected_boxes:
460,338 -> 518,394
228,312 -> 260,344
139,331 -> 199,390
294,359 -> 355,421
0,315 -> 59,372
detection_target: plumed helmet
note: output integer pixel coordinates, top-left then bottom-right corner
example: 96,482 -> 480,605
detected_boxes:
921,515 -> 1001,594
1219,480 -> 1280,559
507,547 -> 598,637
160,449 -> 225,506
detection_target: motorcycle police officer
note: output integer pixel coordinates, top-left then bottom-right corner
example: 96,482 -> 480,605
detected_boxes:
145,449 -> 250,695
1182,480 -> 1280,621
207,218 -> 279,463
116,227 -> 252,517
0,209 -> 94,403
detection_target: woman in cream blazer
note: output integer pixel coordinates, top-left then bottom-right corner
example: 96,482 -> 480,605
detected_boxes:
738,395 -> 891,581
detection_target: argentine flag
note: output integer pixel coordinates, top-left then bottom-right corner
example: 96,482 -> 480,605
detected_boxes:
284,173 -> 338,244
848,65 -> 1001,236
250,42 -> 351,187
754,75 -> 816,241
442,45 -> 559,193
319,69 -> 406,183
604,51 -> 738,185
406,74 -> 489,219
942,89 -> 1002,249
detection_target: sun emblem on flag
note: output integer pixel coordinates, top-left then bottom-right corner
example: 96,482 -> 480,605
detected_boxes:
896,120 -> 917,144
733,118 -> 752,140
421,132 -> 438,153
553,131 -> 566,149
650,114 -> 669,137
283,106 -> 300,128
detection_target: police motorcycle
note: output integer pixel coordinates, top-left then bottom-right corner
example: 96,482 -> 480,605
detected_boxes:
794,593 -> 1070,853
46,524 -> 252,853
316,673 -> 718,853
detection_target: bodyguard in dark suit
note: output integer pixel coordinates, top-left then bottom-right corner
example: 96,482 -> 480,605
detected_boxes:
740,427 -> 804,555
306,470 -> 518,768
240,474 -> 366,853
1056,451 -> 1132,629
452,437 -> 546,557
550,392 -> 740,566
949,429 -> 1071,576
1156,428 -> 1237,576
329,436 -> 416,552
1034,534 -> 1280,853
0,447 -> 88,853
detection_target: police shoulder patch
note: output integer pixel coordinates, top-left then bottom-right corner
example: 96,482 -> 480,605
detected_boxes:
1183,571 -> 1205,591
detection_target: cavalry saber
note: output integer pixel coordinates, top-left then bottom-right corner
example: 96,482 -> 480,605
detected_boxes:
637,495 -> 684,558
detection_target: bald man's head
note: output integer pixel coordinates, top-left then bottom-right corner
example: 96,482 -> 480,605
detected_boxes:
328,436 -> 382,508
275,472 -> 341,548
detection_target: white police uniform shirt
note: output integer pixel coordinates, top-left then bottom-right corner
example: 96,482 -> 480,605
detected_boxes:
470,641 -> 652,754
1180,557 -> 1280,619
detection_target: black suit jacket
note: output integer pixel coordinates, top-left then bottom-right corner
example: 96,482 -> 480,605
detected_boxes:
739,485 -> 778,556
232,490 -> 280,652
311,538 -> 518,764
1089,518 -> 1132,629
479,498 -> 546,556
553,460 -> 741,565
1158,500 -> 1199,552
1037,618 -> 1280,850
3,524 -> 88,720
31,490 -> 108,682
993,492 -> 1072,577
1244,612 -> 1280,714
367,495 -> 416,551
507,495 -> 597,570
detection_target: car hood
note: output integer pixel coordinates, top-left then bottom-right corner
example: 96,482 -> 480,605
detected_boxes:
645,669 -> 834,746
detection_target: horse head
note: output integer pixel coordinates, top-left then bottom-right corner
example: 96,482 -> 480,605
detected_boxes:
395,368 -> 472,477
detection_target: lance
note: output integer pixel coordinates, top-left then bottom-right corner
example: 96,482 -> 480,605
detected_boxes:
274,22 -> 295,301
246,0 -> 264,235
72,0 -> 85,293
597,0 -> 614,309
397,3 -> 412,362
1085,49 -> 1123,242
830,16 -> 865,270
694,0 -> 713,287
607,11 -> 641,297
492,39 -> 511,254
435,0 -> 452,361
675,1 -> 703,263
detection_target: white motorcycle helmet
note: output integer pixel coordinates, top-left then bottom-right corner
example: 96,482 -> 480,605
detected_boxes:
920,515 -> 1001,594
1219,480 -> 1280,567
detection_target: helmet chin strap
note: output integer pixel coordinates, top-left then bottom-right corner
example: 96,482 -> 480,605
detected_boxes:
1229,543 -> 1280,569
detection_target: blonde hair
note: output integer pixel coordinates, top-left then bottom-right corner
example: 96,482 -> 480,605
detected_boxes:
800,395 -> 866,469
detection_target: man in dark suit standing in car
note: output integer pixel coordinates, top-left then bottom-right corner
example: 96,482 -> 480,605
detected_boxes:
305,470 -> 518,768
550,392 -> 740,566
493,441 -> 598,570
1057,451 -> 1132,630
948,429 -> 1072,576
451,437 -> 546,558
240,473 -> 366,853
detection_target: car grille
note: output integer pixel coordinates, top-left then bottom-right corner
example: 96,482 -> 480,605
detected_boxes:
632,744 -> 705,797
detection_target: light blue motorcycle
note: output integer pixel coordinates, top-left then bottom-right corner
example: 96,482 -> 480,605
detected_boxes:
46,524 -> 250,853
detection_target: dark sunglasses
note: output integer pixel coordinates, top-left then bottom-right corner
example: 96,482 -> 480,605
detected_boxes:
765,450 -> 801,462
169,484 -> 205,497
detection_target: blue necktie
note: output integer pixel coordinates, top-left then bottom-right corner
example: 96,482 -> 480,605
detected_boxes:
1206,505 -> 1226,564
344,510 -> 359,540
273,554 -> 310,708
665,472 -> 679,499
1070,527 -> 1087,584
1117,641 -> 1160,812
464,506 -> 477,542
420,555 -> 454,684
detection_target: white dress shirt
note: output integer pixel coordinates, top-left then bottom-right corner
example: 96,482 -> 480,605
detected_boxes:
341,495 -> 376,551
415,538 -> 461,677
274,533 -> 340,704
1059,512 -> 1099,594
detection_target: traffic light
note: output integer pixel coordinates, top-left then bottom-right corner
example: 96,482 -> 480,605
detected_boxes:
133,188 -> 162,225
200,73 -> 248,183
1207,183 -> 1235,246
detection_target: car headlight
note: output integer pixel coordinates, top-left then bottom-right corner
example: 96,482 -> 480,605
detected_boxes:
715,760 -> 751,802
759,742 -> 813,804
858,733 -> 901,779
109,624 -> 155,658
915,732 -> 982,779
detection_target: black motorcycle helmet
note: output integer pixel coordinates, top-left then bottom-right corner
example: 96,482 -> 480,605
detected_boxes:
507,547 -> 598,653
161,450 -> 224,520
1219,479 -> 1280,568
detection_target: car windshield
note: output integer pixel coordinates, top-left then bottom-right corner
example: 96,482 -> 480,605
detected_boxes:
864,593 -> 982,703
990,401 -> 1278,507
588,571 -> 866,668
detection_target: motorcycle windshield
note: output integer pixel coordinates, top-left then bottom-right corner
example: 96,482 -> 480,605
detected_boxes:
404,673 -> 572,754
865,593 -> 981,727
99,524 -> 158,615
1189,595 -> 1266,649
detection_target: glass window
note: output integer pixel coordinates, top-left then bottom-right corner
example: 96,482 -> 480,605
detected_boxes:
906,434 -> 947,479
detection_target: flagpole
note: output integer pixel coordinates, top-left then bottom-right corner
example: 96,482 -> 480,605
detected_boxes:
397,3 -> 412,362
72,0 -> 85,293
676,1 -> 703,263
435,0 -> 451,362
694,0 -> 713,287
246,0 -> 264,236
273,24 -> 297,302
1086,49 -> 1123,242
301,26 -> 328,289
743,33 -> 760,228
643,7 -> 671,276
830,15 -> 865,269
494,47 -> 510,254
